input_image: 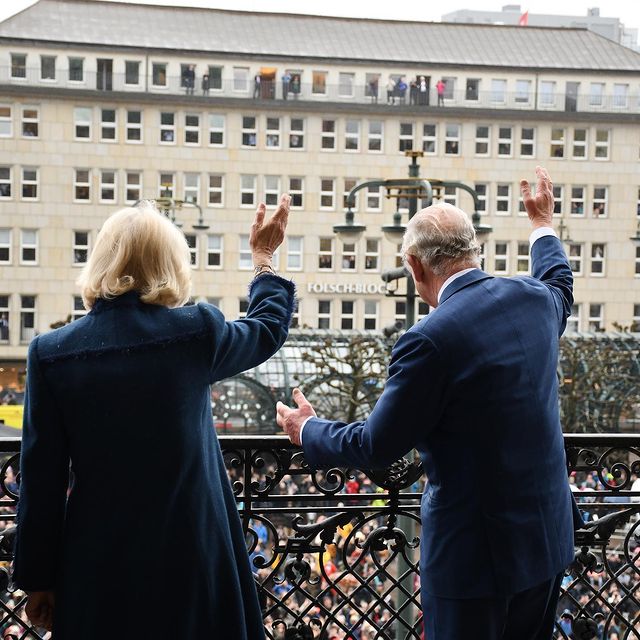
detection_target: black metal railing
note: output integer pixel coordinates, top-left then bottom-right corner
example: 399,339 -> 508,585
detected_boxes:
0,434 -> 638,638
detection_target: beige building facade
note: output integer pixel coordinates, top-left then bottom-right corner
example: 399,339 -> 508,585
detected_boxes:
1,0 -> 640,386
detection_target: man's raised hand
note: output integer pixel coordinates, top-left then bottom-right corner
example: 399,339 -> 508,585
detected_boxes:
520,166 -> 554,229
276,388 -> 317,446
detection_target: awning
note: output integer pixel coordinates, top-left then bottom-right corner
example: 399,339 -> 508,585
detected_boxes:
260,67 -> 277,76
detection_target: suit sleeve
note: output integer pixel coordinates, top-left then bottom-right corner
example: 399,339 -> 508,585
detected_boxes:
530,235 -> 574,336
199,274 -> 296,383
14,337 -> 70,591
303,331 -> 446,470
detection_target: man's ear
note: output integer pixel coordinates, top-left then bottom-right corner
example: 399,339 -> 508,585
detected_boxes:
406,254 -> 426,284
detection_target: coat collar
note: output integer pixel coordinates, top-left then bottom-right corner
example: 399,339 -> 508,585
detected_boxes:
91,290 -> 143,314
438,270 -> 493,305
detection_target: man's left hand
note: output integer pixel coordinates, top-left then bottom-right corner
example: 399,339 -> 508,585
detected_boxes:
276,388 -> 316,446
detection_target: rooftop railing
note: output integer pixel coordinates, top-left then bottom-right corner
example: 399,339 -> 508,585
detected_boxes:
0,434 -> 638,638
1,66 -> 638,114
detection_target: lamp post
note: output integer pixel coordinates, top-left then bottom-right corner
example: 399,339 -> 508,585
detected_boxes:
333,152 -> 492,633
139,192 -> 209,231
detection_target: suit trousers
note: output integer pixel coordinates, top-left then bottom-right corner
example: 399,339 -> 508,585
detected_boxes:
422,573 -> 563,640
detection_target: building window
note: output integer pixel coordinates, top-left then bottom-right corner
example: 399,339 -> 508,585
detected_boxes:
265,117 -> 280,148
633,305 -> 640,331
516,242 -> 530,274
343,178 -> 358,210
491,79 -> 506,103
422,124 -> 437,154
98,171 -> 115,202
594,129 -> 609,159
289,177 -> 303,209
209,114 -> 225,146
0,229 -> 11,263
444,124 -> 460,155
592,186 -> 607,217
341,242 -> 356,271
69,57 -> 84,82
184,234 -> 198,267
0,167 -> 11,199
368,120 -> 383,152
20,295 -> 36,343
364,300 -> 378,330
20,230 -> 38,264
517,184 -> 529,216
233,67 -> 249,92
399,122 -> 413,152
22,107 -> 39,138
636,247 -> 640,278
0,106 -> 12,137
466,78 -> 480,100
183,172 -> 199,204
515,80 -> 531,103
208,65 -> 223,90
568,243 -> 582,275
494,242 -> 508,273
479,242 -> 486,270
160,112 -> 175,143
367,183 -> 381,212
339,73 -> 355,97
345,119 -> 360,151
264,175 -> 280,207
0,295 -> 9,343
206,234 -> 223,269
320,178 -> 335,210
289,118 -> 304,149
572,128 -> 587,159
590,243 -> 605,276
475,125 -> 490,156
520,127 -> 535,157
553,185 -> 564,216
365,239 -> 380,271
567,304 -> 581,332
496,184 -> 511,214
570,186 -> 585,216
21,168 -> 38,200
74,169 -> 91,201
40,55 -> 56,80
540,81 -> 555,106
126,110 -> 142,142
74,107 -> 91,139
207,174 -> 223,207
318,238 -> 333,270
318,300 -> 331,329
152,62 -> 167,87
312,71 -> 327,95
550,128 -> 565,158
241,116 -> 257,147
72,296 -> 86,321
588,304 -> 604,332
237,235 -> 252,270
11,53 -> 26,78
238,298 -> 249,319
438,185 -> 458,207
321,119 -> 336,150
125,171 -> 141,203
589,82 -> 604,106
73,231 -> 89,264
158,172 -> 175,198
184,113 -> 200,145
240,175 -> 256,207
497,126 -> 512,157
125,61 -> 140,85
287,236 -> 303,270
341,300 -> 355,329
100,108 -> 117,141
475,183 -> 487,213
613,83 -> 628,108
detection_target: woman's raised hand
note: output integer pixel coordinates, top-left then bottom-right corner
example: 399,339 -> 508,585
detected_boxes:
250,194 -> 290,266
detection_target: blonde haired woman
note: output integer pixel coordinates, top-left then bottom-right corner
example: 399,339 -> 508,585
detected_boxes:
14,196 -> 294,639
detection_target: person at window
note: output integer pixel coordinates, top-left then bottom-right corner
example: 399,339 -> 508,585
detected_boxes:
15,196 -> 295,639
386,77 -> 396,105
290,74 -> 301,97
396,77 -> 408,104
282,71 -> 291,100
183,65 -> 195,95
409,79 -> 418,105
253,73 -> 261,99
436,78 -> 446,106
368,78 -> 379,103
419,75 -> 429,105
201,73 -> 210,96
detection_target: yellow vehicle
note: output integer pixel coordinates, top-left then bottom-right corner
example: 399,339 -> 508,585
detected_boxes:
0,405 -> 23,429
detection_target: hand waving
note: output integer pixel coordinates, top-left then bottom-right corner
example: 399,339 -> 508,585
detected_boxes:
520,166 -> 554,229
250,194 -> 290,266
276,388 -> 317,446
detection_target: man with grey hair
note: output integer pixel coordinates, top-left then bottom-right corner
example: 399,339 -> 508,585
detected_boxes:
278,166 -> 576,639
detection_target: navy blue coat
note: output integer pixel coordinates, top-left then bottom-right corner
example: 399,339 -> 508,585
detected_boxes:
303,235 -> 575,601
14,274 -> 295,639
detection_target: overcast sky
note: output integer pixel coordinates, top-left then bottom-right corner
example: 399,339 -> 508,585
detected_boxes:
1,0 -> 639,32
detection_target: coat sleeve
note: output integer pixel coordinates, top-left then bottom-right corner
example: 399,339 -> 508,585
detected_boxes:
13,337 -> 70,591
302,330 -> 446,470
198,274 -> 296,383
530,235 -> 574,336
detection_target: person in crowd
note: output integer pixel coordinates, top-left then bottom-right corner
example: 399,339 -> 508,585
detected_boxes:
15,195 -> 295,639
183,64 -> 195,95
436,78 -> 446,106
418,75 -> 429,105
282,71 -> 291,100
254,73 -> 262,98
201,73 -> 210,96
368,77 -> 378,103
396,77 -> 408,103
386,77 -> 396,104
409,78 -> 418,105
278,167 -> 581,640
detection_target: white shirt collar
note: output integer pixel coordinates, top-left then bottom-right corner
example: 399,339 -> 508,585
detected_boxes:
437,268 -> 479,304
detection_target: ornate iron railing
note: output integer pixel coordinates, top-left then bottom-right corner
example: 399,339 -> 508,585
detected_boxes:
0,434 -> 638,639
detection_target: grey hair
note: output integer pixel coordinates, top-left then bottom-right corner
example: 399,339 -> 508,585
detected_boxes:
401,203 -> 481,277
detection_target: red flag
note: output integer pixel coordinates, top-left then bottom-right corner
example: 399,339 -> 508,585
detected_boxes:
519,11 -> 529,26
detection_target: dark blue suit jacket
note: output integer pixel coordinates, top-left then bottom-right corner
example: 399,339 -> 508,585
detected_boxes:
14,274 -> 295,639
303,235 -> 575,600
